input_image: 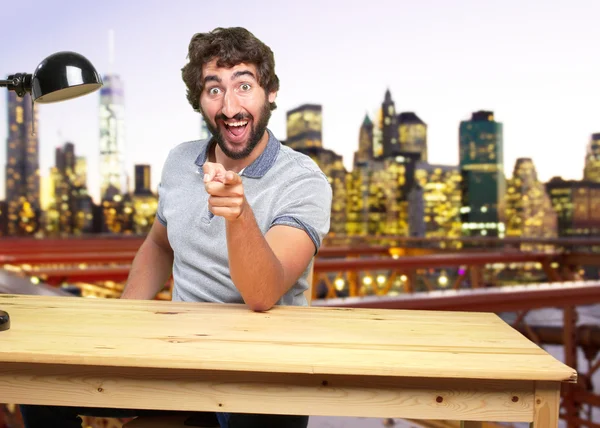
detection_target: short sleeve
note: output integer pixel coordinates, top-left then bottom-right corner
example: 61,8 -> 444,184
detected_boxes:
270,171 -> 332,254
155,150 -> 172,227
156,181 -> 167,226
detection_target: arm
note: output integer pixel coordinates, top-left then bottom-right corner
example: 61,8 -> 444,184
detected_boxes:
121,220 -> 174,300
204,165 -> 331,311
226,208 -> 315,311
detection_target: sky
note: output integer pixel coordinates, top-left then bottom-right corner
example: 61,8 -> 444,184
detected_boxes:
1,0 -> 599,203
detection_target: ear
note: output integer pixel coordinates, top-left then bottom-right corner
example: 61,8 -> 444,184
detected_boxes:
268,91 -> 277,104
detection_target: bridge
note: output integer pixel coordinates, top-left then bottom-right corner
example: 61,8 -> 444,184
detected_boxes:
1,235 -> 600,428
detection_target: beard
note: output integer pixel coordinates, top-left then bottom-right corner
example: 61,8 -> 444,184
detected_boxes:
201,101 -> 271,160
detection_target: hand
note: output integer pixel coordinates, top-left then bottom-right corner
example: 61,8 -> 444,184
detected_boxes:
203,162 -> 246,221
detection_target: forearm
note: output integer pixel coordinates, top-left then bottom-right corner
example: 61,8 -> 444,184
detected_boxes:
121,238 -> 174,300
226,205 -> 285,311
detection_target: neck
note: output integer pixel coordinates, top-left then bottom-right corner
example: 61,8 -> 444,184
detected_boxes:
213,130 -> 270,172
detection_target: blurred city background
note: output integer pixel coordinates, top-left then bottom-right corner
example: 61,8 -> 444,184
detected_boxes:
2,1 -> 600,427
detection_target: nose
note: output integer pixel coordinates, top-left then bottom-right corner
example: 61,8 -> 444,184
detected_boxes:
221,90 -> 241,118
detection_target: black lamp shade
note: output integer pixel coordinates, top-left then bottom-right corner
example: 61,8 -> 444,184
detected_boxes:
31,51 -> 103,103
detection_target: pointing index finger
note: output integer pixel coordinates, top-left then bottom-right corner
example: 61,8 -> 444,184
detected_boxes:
203,162 -> 226,183
224,170 -> 242,185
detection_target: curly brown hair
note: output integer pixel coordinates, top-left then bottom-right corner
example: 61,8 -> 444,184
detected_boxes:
181,27 -> 279,112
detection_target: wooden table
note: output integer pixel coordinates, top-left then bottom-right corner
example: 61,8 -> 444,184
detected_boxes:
0,294 -> 576,427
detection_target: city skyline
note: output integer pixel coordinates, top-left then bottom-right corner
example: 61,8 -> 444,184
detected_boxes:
1,0 -> 600,203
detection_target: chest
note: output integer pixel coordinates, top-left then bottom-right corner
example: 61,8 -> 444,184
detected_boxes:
162,172 -> 276,250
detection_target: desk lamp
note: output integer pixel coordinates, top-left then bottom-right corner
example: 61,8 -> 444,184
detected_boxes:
0,51 -> 103,332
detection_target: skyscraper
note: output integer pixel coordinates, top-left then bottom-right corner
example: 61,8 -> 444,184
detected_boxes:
354,114 -> 373,166
413,162 -> 462,241
398,112 -> 428,162
347,114 -> 375,236
546,177 -> 600,237
505,158 -> 557,242
381,89 -> 399,159
50,142 -> 94,235
74,156 -> 87,188
285,104 -> 322,150
133,164 -> 158,234
5,91 -> 40,235
54,143 -> 76,233
583,133 -> 600,182
134,164 -> 152,195
459,110 -> 506,237
99,74 -> 126,198
380,153 -> 421,235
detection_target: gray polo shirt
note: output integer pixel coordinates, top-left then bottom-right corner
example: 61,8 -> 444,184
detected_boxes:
156,129 -> 332,306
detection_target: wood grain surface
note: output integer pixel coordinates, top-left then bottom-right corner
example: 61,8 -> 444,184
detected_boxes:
0,294 -> 575,382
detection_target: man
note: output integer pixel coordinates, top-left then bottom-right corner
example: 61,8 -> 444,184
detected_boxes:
19,27 -> 332,428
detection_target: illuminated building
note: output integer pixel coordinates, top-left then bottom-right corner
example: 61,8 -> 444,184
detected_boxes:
72,190 -> 95,234
99,74 -> 126,198
52,142 -> 94,235
408,183 -> 425,237
366,161 -> 387,235
101,188 -> 125,234
348,108 -> 424,236
121,193 -> 135,234
54,143 -> 76,233
44,167 -> 61,234
372,111 -> 383,159
42,143 -> 94,235
0,201 -> 7,236
135,164 -> 152,194
459,110 -> 506,237
381,89 -> 400,158
413,163 -> 462,240
345,166 -> 370,236
381,154 -> 420,235
398,112 -> 428,162
505,158 -> 557,240
285,104 -> 322,150
354,114 -> 374,165
5,91 -> 40,236
133,164 -> 158,234
357,153 -> 420,236
347,116 -> 375,235
583,133 -> 600,182
546,177 -> 600,237
74,156 -> 87,188
40,174 -> 54,212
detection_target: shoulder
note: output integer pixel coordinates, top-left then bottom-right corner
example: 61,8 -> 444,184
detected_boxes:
161,138 -> 209,173
274,145 -> 329,184
166,138 -> 208,163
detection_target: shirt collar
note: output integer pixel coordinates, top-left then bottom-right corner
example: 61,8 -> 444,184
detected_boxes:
194,128 -> 280,178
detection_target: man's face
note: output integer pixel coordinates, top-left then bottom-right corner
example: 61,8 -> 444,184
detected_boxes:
199,60 -> 277,160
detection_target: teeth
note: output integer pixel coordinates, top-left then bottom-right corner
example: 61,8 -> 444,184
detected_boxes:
225,121 -> 248,127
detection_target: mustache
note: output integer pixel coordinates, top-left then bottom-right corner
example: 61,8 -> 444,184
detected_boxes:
216,113 -> 252,122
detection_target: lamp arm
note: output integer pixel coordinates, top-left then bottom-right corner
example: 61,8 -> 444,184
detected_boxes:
0,73 -> 32,97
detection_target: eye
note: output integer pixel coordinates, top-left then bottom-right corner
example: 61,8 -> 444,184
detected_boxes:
208,87 -> 221,96
240,83 -> 251,91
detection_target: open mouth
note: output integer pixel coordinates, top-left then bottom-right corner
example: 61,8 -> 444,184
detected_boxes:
223,120 -> 250,143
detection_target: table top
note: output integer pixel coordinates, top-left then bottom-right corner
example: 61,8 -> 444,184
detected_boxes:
0,294 -> 576,382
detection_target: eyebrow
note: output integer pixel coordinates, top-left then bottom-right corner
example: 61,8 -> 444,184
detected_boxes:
203,70 -> 256,85
203,75 -> 221,84
232,70 -> 256,80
